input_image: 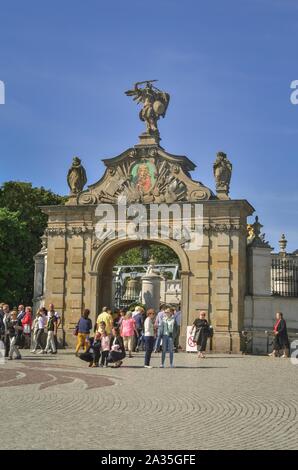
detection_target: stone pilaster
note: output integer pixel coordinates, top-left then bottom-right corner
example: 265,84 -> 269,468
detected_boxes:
247,246 -> 272,296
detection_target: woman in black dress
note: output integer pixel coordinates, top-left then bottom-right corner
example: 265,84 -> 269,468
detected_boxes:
191,311 -> 210,358
269,312 -> 290,358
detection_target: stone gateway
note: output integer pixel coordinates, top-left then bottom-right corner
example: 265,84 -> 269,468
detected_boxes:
34,82 -> 254,352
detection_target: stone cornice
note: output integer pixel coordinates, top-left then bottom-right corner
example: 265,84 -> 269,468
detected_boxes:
41,199 -> 255,214
45,221 -> 247,238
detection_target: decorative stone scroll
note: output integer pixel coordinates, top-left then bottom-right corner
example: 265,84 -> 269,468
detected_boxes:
76,146 -> 213,205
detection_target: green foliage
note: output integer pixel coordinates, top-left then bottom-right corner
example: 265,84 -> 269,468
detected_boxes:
116,244 -> 180,266
117,248 -> 142,265
0,208 -> 29,305
150,244 -> 180,265
0,181 -> 64,305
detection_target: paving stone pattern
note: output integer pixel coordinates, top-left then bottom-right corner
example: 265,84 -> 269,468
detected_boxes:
0,351 -> 297,450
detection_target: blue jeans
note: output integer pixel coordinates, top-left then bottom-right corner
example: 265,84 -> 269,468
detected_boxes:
154,327 -> 162,351
161,335 -> 174,366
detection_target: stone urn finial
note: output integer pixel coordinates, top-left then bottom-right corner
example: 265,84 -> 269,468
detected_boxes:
279,233 -> 287,255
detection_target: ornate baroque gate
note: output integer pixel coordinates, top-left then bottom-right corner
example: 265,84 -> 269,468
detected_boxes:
35,82 -> 254,351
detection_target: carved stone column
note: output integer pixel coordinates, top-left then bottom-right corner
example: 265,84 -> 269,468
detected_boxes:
33,235 -> 48,313
180,270 -> 191,350
141,273 -> 162,312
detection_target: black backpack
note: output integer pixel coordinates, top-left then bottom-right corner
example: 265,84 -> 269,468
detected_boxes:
207,326 -> 214,338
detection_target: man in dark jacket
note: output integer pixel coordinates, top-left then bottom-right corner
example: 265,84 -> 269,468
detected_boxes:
2,304 -> 11,358
7,310 -> 23,360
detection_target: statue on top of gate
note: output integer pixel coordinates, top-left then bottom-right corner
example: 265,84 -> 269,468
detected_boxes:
125,80 -> 170,140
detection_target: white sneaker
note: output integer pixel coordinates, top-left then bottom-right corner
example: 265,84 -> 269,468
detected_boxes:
144,365 -> 153,369
30,350 -> 36,353
37,350 -> 45,354
159,364 -> 164,368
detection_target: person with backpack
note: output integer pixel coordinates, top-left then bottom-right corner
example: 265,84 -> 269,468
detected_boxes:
47,303 -> 61,350
44,310 -> 58,354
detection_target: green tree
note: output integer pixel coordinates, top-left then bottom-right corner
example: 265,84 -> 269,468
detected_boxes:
116,244 -> 180,266
0,208 -> 29,305
0,182 -> 64,305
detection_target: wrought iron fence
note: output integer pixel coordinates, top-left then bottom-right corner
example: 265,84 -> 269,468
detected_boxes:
271,257 -> 298,297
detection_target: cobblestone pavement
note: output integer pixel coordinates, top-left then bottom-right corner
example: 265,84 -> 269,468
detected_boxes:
0,350 -> 297,450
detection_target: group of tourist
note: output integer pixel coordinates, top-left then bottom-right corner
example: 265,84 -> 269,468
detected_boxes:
0,301 -> 291,364
0,302 -> 61,359
73,304 -> 183,368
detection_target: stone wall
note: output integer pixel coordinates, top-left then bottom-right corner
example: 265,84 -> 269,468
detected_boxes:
244,295 -> 298,354
244,245 -> 298,354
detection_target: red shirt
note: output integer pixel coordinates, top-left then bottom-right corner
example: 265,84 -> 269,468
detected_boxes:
22,312 -> 32,327
273,319 -> 281,332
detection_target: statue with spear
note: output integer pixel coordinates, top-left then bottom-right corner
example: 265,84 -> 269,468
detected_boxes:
125,80 -> 170,138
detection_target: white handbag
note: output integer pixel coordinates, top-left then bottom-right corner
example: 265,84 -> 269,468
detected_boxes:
23,324 -> 31,334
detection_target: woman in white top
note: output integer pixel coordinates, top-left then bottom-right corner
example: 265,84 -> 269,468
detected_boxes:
31,307 -> 47,353
144,309 -> 156,369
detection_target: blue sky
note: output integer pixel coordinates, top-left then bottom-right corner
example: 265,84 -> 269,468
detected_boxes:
0,0 -> 297,251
